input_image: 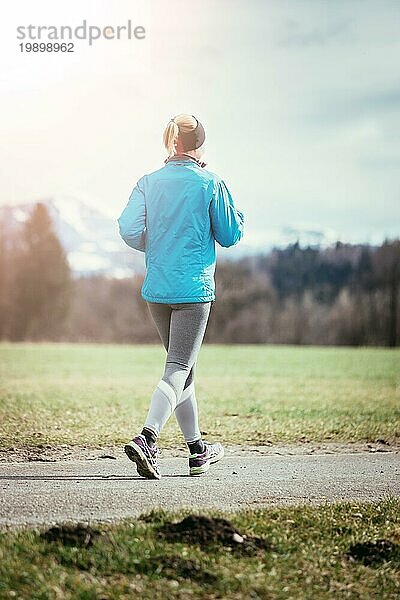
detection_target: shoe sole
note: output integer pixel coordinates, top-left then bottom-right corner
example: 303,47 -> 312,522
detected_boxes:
190,461 -> 211,476
124,441 -> 161,480
190,446 -> 225,476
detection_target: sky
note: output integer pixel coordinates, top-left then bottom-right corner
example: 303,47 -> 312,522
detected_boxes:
0,0 -> 399,248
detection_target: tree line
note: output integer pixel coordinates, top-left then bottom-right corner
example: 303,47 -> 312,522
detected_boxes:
1,203 -> 399,346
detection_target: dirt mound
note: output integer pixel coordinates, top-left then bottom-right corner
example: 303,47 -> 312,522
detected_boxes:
156,515 -> 271,556
139,509 -> 168,524
347,539 -> 400,566
40,523 -> 101,547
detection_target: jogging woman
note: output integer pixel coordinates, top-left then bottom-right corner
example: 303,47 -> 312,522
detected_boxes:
117,114 -> 245,478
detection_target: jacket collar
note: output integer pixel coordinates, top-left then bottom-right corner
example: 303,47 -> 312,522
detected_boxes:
164,153 -> 207,168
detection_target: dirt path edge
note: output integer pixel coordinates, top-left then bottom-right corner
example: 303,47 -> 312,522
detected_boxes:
0,440 -> 398,463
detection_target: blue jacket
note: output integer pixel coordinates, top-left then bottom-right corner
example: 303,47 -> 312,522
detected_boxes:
117,155 -> 245,303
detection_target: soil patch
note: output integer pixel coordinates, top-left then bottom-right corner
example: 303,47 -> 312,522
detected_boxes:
347,539 -> 400,566
156,515 -> 271,556
40,523 -> 101,547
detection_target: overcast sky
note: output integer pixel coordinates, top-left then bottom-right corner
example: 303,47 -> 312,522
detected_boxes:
1,0 -> 399,247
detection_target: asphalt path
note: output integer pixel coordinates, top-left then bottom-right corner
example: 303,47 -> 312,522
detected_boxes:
0,451 -> 399,528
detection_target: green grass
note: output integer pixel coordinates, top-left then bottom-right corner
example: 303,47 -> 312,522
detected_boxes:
0,500 -> 399,599
0,343 -> 399,449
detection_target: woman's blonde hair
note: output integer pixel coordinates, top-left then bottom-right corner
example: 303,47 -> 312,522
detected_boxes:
163,114 -> 198,157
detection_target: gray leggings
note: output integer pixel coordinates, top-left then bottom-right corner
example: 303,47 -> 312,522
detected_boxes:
143,301 -> 212,441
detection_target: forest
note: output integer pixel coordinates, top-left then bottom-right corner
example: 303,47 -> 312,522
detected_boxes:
1,202 -> 399,346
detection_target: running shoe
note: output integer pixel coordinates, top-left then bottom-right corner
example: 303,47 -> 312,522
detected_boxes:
124,434 -> 161,480
189,441 -> 224,476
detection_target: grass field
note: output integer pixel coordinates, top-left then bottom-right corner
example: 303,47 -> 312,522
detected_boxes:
0,343 -> 399,449
1,344 -> 399,598
1,499 -> 399,599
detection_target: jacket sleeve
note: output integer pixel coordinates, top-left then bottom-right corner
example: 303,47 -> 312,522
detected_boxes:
117,177 -> 147,253
209,178 -> 244,247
